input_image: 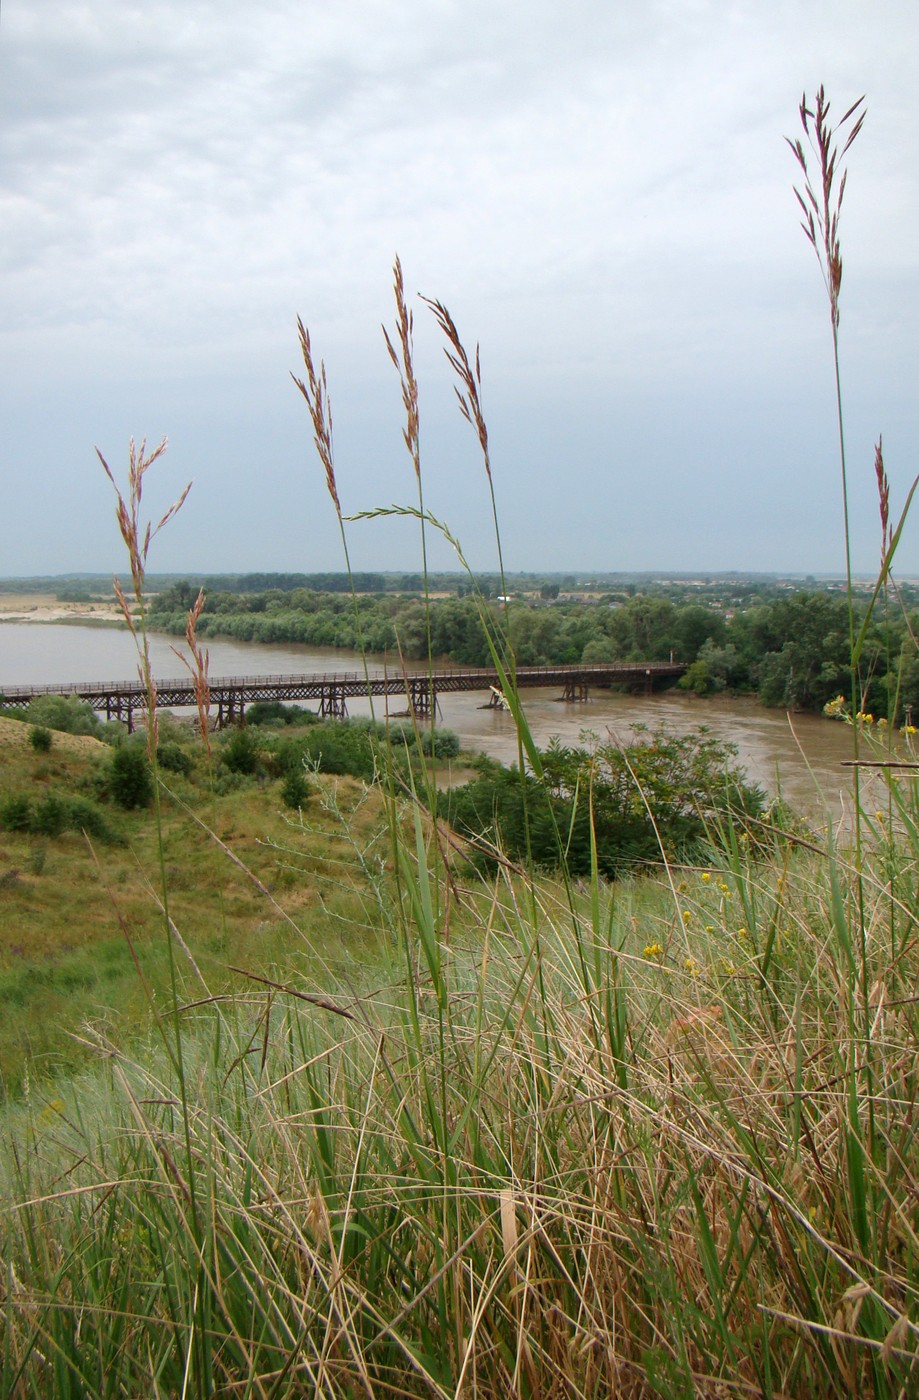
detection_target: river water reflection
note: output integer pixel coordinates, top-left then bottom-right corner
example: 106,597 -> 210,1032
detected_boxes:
0,621 -> 865,819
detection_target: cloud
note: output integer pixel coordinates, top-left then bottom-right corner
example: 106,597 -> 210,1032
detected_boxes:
1,0 -> 917,576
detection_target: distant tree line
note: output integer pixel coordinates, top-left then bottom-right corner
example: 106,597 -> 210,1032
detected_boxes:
147,585 -> 919,718
152,572 -> 538,602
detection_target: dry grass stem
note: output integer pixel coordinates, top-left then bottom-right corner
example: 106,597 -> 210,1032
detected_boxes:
787,86 -> 865,328
420,294 -> 491,480
875,437 -> 891,555
292,319 -> 341,517
382,255 -> 420,478
96,436 -> 192,754
173,587 -> 212,753
96,436 -> 190,605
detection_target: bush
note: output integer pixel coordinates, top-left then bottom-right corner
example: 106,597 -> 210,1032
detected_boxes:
28,726 -> 53,753
0,790 -> 119,842
391,724 -> 462,759
445,727 -> 766,878
0,793 -> 34,833
108,744 -> 154,809
221,725 -> 261,774
280,769 -> 313,810
32,792 -> 68,837
246,701 -> 317,727
157,742 -> 194,776
22,695 -> 103,737
62,794 -> 119,842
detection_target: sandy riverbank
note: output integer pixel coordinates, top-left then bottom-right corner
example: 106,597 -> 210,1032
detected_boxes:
0,594 -> 127,626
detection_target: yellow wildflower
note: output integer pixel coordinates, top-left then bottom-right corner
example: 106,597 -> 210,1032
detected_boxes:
682,910 -> 692,924
684,957 -> 700,976
644,942 -> 664,960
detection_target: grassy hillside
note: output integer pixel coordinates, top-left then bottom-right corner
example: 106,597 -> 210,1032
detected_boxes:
0,715 -> 393,1091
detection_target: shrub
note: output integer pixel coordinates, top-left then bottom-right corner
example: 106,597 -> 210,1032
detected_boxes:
32,792 -> 68,837
274,722 -> 377,782
0,790 -> 119,842
280,769 -> 313,810
220,726 -> 260,775
62,794 -> 119,842
445,727 -> 766,877
157,741 -> 194,776
28,726 -> 53,753
0,793 -> 34,832
108,744 -> 154,809
390,723 -> 462,759
23,695 -> 103,737
246,701 -> 316,727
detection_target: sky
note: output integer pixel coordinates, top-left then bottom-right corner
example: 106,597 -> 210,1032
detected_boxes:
1,0 -> 918,580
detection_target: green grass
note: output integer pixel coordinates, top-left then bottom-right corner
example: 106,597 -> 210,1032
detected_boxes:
0,720 -> 395,1092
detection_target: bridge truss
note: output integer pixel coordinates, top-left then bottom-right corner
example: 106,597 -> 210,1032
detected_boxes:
1,662 -> 686,732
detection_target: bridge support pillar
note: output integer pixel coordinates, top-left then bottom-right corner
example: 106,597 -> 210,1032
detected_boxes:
215,692 -> 245,728
561,682 -> 589,703
319,685 -> 348,719
408,679 -> 440,720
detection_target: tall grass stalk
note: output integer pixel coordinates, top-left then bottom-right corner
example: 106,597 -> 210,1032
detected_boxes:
95,440 -> 196,1074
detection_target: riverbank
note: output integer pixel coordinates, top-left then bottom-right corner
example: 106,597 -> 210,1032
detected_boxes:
0,593 -> 125,626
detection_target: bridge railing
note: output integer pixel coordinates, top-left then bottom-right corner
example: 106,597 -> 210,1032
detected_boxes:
1,661 -> 686,704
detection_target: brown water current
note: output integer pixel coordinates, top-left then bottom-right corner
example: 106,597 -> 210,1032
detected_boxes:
0,620 -> 889,823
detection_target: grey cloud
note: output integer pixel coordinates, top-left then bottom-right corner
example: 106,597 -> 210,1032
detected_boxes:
0,0 -> 917,576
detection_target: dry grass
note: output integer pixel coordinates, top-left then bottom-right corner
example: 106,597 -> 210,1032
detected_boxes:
0,715 -> 105,756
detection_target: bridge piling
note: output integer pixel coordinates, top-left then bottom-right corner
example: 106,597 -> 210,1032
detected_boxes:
407,679 -> 441,721
319,684 -> 348,719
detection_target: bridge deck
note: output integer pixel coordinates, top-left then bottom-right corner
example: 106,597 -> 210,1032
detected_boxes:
1,661 -> 685,712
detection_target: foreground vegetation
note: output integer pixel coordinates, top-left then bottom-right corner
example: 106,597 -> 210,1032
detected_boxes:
3,88 -> 919,1397
3,724 -> 918,1396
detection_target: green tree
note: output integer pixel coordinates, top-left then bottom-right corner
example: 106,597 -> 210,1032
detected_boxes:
750,593 -> 853,710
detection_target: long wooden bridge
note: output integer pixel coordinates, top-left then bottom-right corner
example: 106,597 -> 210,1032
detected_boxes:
1,662 -> 686,731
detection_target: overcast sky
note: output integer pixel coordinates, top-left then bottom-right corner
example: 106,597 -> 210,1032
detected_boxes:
2,1 -> 917,580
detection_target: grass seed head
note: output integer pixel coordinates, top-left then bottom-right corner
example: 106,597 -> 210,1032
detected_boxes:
787,86 -> 865,330
292,319 -> 340,517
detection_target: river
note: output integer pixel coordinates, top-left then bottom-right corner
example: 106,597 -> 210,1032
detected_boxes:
0,620 -> 866,819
